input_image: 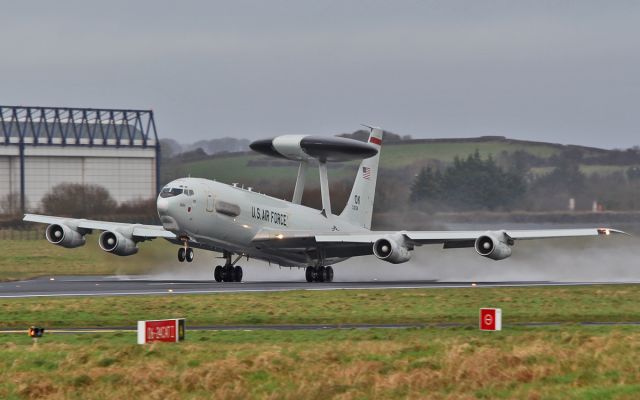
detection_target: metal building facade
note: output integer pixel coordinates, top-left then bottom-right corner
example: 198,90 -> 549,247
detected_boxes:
0,106 -> 160,212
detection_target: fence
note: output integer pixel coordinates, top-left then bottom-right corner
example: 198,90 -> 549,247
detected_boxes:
0,229 -> 45,241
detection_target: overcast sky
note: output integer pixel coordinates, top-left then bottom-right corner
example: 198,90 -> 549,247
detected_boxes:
1,1 -> 638,148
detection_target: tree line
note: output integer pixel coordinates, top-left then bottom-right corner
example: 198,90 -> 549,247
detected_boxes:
409,149 -> 640,212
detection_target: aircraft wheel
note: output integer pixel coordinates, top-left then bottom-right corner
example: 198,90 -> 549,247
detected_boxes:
325,266 -> 334,282
214,265 -> 223,282
185,248 -> 194,262
224,265 -> 234,282
317,266 -> 326,283
178,248 -> 186,262
234,266 -> 243,282
221,266 -> 229,282
305,267 -> 314,283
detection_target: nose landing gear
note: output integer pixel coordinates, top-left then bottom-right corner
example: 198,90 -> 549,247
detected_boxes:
214,251 -> 244,283
305,266 -> 334,283
177,246 -> 194,263
178,236 -> 194,263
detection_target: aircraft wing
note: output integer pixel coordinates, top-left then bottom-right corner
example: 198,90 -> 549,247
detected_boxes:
23,214 -> 176,239
254,227 -> 625,250
316,228 -> 625,247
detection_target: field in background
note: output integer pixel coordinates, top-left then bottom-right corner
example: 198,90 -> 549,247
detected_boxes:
3,285 -> 640,398
164,139 -> 566,185
0,237 -> 175,281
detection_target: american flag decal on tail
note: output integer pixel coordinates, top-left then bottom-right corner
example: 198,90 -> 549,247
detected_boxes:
362,166 -> 371,180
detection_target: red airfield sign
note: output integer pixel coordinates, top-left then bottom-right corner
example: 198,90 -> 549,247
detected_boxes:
138,319 -> 185,344
479,308 -> 502,331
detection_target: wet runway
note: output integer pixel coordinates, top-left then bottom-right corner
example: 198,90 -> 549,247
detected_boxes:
1,275 -> 639,298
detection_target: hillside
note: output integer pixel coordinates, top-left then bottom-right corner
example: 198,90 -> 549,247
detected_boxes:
162,136 -> 619,186
160,136 -> 640,213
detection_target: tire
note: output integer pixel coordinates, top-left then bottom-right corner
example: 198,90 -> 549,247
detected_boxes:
214,265 -> 223,282
305,267 -> 314,283
185,248 -> 194,262
325,266 -> 334,282
317,266 -> 326,283
178,248 -> 186,262
234,266 -> 243,282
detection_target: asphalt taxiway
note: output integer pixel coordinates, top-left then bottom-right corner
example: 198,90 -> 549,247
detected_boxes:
1,275 -> 638,298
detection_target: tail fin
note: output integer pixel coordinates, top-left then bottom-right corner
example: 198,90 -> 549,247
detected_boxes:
340,127 -> 383,230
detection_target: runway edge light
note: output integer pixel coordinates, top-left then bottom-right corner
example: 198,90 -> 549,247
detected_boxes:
28,326 -> 45,338
137,318 -> 186,344
479,308 -> 502,331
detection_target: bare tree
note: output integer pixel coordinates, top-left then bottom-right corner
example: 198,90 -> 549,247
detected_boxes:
0,192 -> 23,216
41,183 -> 117,217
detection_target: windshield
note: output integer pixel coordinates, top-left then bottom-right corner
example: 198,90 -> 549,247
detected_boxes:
160,187 -> 183,198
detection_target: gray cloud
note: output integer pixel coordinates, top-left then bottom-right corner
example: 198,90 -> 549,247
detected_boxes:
1,1 -> 638,147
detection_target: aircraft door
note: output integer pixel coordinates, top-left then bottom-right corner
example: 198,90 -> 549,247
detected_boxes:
206,193 -> 214,212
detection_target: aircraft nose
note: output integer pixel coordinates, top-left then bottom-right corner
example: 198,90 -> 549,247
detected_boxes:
157,197 -> 169,214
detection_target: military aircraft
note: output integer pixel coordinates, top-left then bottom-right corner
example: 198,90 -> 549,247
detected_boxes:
24,127 -> 624,283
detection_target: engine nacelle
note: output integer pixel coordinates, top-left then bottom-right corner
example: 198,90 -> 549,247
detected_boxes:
474,231 -> 513,261
45,224 -> 86,248
98,230 -> 138,256
372,234 -> 412,264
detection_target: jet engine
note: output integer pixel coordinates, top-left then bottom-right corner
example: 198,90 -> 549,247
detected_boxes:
98,230 -> 138,256
372,234 -> 412,264
474,231 -> 513,261
45,224 -> 86,248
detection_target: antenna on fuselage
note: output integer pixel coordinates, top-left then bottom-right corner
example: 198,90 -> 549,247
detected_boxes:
292,161 -> 308,205
248,132 -> 379,218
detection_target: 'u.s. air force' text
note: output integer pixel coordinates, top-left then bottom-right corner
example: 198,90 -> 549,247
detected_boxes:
251,207 -> 288,226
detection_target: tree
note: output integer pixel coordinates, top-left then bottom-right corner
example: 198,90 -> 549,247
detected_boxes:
410,151 -> 526,211
0,192 -> 22,215
41,183 -> 117,217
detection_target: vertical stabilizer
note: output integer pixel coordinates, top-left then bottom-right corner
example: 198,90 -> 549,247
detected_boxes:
340,127 -> 383,230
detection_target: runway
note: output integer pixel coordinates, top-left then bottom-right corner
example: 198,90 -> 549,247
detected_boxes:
1,275 -> 639,298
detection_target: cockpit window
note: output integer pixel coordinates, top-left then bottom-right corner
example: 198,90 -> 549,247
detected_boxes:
160,187 -> 183,198
185,189 -> 195,196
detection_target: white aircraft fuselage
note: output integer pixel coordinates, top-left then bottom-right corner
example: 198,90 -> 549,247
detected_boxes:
157,178 -> 366,267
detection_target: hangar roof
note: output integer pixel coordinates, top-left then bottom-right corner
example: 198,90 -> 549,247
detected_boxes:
0,105 -> 158,148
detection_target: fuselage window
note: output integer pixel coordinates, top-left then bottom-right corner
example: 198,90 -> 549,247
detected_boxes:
215,201 -> 241,217
160,187 -> 184,198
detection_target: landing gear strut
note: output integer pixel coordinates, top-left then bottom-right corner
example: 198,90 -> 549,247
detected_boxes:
214,252 -> 243,283
305,266 -> 334,283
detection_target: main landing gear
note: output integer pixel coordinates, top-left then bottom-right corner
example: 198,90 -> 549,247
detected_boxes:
305,266 -> 334,283
214,252 -> 243,283
177,247 -> 194,263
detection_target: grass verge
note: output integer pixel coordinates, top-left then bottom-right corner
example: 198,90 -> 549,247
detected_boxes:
3,285 -> 640,398
2,285 -> 640,328
2,326 -> 640,399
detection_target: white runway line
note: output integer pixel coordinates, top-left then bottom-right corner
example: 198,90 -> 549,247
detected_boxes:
2,281 -> 640,298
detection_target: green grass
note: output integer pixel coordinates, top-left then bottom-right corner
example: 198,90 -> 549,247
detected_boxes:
531,164 -> 638,178
2,285 -> 640,329
2,326 -> 640,399
3,285 -> 640,398
0,236 -> 175,281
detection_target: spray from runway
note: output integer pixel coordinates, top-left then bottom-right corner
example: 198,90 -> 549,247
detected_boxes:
336,234 -> 640,282
129,232 -> 638,283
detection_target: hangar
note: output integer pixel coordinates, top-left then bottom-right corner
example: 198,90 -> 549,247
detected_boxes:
0,105 -> 160,213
